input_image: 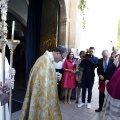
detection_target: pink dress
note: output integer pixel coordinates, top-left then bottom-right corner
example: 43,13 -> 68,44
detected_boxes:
61,59 -> 76,88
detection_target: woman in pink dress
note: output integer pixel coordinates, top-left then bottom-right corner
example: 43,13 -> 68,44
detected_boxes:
61,51 -> 76,104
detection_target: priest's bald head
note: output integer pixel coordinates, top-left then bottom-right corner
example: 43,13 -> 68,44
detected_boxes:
53,45 -> 67,62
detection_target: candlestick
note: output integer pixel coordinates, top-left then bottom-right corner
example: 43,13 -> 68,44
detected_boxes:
11,21 -> 15,40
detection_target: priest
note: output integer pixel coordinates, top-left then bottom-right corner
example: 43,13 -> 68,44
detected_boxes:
20,45 -> 67,120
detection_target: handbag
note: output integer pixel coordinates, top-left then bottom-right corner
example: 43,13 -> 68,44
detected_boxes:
98,81 -> 105,92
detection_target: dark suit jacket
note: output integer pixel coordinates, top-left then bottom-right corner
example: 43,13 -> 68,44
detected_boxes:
97,58 -> 116,81
80,56 -> 98,79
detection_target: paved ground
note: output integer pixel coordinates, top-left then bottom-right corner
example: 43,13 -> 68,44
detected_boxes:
60,81 -> 101,120
12,82 -> 107,120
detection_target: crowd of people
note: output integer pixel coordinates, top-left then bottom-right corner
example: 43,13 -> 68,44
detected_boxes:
53,46 -> 120,120
0,44 -> 120,120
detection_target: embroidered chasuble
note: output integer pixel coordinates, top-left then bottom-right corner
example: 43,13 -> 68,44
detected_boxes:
19,51 -> 62,120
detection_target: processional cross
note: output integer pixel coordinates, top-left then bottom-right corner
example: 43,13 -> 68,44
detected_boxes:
0,0 -> 20,120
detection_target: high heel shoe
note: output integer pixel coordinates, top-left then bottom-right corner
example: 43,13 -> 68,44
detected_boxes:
63,101 -> 67,104
68,101 -> 71,104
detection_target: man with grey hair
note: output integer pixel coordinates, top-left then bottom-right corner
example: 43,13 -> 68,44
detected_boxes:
95,49 -> 116,112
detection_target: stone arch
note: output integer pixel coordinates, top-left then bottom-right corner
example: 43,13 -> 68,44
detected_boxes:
58,0 -> 69,49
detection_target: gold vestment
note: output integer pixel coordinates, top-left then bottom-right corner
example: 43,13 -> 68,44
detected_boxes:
19,51 -> 62,120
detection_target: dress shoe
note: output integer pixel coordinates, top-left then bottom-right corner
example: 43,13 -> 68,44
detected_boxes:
95,108 -> 102,112
76,101 -> 78,104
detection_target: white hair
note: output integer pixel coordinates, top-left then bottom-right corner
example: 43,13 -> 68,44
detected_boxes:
102,49 -> 109,54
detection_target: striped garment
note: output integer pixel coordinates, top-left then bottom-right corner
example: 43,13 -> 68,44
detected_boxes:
103,93 -> 120,120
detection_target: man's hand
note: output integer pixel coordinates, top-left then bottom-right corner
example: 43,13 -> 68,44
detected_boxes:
105,80 -> 109,85
56,72 -> 62,81
6,79 -> 14,89
57,76 -> 61,81
7,68 -> 15,89
0,83 -> 10,94
2,84 -> 10,93
0,85 -> 3,94
99,75 -> 104,80
9,68 -> 16,76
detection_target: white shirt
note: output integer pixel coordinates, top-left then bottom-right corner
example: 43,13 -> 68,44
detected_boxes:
46,50 -> 66,69
103,58 -> 109,65
103,58 -> 109,72
54,58 -> 66,69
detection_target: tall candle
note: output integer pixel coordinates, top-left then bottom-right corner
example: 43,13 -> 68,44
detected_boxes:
11,21 -> 15,40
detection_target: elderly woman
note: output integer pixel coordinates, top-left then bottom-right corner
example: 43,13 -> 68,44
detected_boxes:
103,54 -> 120,120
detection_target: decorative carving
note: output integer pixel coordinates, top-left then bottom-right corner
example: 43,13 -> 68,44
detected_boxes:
0,1 -> 9,120
0,0 -> 8,39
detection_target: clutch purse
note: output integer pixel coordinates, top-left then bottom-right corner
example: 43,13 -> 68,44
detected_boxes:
98,81 -> 105,92
0,93 -> 9,106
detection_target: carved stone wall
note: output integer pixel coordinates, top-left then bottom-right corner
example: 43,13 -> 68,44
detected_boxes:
58,0 -> 81,51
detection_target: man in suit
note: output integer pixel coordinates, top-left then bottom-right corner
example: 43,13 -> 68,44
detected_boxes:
78,47 -> 98,109
95,49 -> 116,112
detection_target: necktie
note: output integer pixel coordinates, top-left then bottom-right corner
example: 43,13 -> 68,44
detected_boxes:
104,60 -> 107,72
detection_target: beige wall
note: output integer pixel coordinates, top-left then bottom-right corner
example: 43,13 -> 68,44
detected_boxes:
68,0 -> 77,49
59,0 -> 82,53
75,0 -> 83,52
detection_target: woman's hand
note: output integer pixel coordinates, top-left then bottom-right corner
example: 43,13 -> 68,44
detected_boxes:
76,75 -> 79,81
71,70 -> 75,73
